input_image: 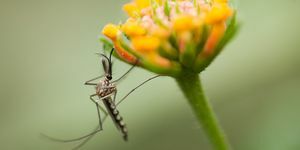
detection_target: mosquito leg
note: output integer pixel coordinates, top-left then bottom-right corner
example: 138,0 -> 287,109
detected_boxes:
116,75 -> 160,106
85,75 -> 104,86
97,92 -> 116,101
90,94 -> 107,130
112,60 -> 138,83
98,90 -> 117,103
72,94 -> 114,150
40,94 -> 109,143
40,114 -> 108,143
90,94 -> 108,117
100,85 -> 116,89
71,108 -> 109,150
71,115 -> 108,150
112,89 -> 117,103
71,122 -> 103,150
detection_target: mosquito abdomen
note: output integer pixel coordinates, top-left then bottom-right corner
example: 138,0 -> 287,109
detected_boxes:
103,97 -> 128,141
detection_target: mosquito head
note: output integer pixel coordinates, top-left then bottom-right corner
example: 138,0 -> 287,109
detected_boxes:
100,48 -> 114,81
106,74 -> 112,80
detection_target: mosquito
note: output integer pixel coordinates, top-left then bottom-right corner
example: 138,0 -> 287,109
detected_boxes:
42,48 -> 160,149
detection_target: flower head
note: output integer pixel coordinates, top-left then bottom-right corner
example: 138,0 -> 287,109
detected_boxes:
101,0 -> 238,77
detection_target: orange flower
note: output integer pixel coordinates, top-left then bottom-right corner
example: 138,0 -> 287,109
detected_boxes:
101,0 -> 238,76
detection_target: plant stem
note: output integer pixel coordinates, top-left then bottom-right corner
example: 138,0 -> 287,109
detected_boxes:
176,71 -> 231,150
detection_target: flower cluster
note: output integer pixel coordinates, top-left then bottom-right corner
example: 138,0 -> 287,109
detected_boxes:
102,0 -> 237,77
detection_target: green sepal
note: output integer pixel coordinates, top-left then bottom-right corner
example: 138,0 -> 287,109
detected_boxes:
215,12 -> 239,54
169,34 -> 179,51
158,44 -> 178,61
142,59 -> 182,77
193,13 -> 239,72
195,25 -> 209,55
179,41 -> 197,68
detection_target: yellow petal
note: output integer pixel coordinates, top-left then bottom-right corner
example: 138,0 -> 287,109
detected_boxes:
132,36 -> 160,53
172,15 -> 195,32
121,20 -> 146,37
205,3 -> 233,24
123,2 -> 140,17
151,26 -> 170,39
102,23 -> 120,41
135,0 -> 151,9
213,0 -> 228,2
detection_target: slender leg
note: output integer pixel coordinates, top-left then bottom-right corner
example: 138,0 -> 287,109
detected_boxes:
41,94 -> 109,143
71,97 -> 110,150
40,113 -> 108,143
112,60 -> 138,83
73,93 -> 118,150
97,92 -> 115,101
71,117 -> 109,150
90,94 -> 107,130
97,89 -> 117,103
85,75 -> 104,86
112,89 -> 117,103
99,85 -> 116,89
116,75 -> 160,106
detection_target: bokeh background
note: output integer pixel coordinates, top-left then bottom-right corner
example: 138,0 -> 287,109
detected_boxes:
1,0 -> 300,150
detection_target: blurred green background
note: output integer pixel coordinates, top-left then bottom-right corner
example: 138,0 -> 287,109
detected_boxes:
0,0 -> 300,150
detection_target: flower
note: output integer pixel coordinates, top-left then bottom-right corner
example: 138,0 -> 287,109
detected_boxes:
100,1 -> 239,148
101,0 -> 238,77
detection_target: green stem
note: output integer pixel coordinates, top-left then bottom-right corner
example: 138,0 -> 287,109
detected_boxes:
176,71 -> 231,150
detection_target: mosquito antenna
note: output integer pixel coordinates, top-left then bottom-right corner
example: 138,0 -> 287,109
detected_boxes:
96,53 -> 111,78
107,48 -> 114,77
109,48 -> 114,63
96,52 -> 109,60
101,59 -> 109,75
117,75 -> 160,106
96,53 -> 110,68
96,53 -> 110,62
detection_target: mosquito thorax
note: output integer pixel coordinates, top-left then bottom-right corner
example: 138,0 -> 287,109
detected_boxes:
95,78 -> 116,98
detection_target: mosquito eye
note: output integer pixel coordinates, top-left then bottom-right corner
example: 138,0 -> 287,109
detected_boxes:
107,75 -> 112,80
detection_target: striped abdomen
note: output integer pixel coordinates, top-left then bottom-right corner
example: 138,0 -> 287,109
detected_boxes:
102,97 -> 128,141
